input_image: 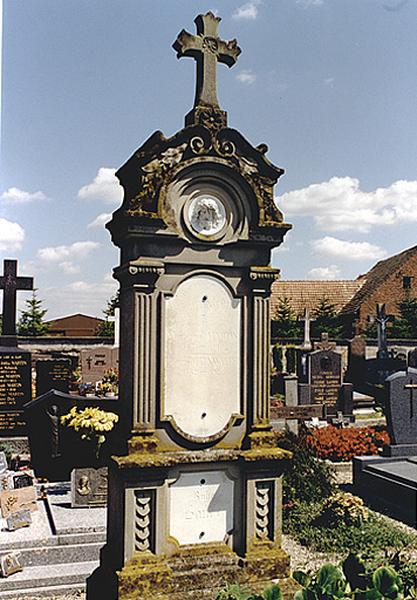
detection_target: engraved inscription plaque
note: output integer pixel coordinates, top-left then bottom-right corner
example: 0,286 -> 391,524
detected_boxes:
0,351 -> 31,436
164,275 -> 241,438
169,470 -> 234,545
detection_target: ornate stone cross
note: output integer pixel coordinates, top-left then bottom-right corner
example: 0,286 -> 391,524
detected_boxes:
173,12 -> 241,117
404,382 -> 417,419
0,259 -> 33,336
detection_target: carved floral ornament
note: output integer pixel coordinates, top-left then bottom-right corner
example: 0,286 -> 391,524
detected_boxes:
124,127 -> 287,229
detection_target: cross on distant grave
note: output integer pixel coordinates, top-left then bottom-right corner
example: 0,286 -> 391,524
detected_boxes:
404,381 -> 417,419
315,332 -> 336,352
299,308 -> 313,351
173,12 -> 241,111
375,303 -> 391,359
0,260 -> 33,336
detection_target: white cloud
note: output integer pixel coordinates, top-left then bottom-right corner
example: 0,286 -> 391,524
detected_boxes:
59,261 -> 81,275
308,265 -> 341,279
311,237 -> 387,261
236,69 -> 257,85
279,177 -> 417,233
296,0 -> 324,7
37,241 -> 100,263
1,187 -> 47,204
44,277 -> 118,320
77,168 -> 123,205
0,218 -> 25,250
232,1 -> 261,20
87,212 -> 112,229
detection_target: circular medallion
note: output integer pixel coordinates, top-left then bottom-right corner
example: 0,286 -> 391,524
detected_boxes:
188,195 -> 227,237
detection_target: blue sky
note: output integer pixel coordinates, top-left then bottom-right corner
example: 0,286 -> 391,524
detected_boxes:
1,0 -> 417,319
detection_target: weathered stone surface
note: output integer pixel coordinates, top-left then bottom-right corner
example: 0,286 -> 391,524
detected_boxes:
164,275 -> 241,439
384,368 -> 417,455
0,485 -> 37,518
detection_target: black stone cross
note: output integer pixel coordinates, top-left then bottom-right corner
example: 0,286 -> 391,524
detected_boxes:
404,382 -> 417,419
173,12 -> 241,109
0,259 -> 33,336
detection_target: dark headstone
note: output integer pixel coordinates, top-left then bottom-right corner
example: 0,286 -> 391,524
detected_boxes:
71,466 -> 108,507
309,349 -> 342,406
36,358 -> 72,397
337,383 -> 354,416
24,390 -> 121,481
384,368 -> 417,457
0,347 -> 31,436
408,348 -> 417,368
298,383 -> 311,405
13,472 -> 34,489
6,508 -> 32,531
0,259 -> 33,340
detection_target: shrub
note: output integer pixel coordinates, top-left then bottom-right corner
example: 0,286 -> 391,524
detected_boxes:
277,428 -> 336,507
305,426 -> 390,462
318,492 -> 369,527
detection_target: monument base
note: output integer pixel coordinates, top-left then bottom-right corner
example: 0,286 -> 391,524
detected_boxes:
87,432 -> 296,599
383,444 -> 417,457
89,542 -> 297,599
353,455 -> 417,527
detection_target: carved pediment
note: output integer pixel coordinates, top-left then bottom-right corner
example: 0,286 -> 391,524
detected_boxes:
115,124 -> 289,230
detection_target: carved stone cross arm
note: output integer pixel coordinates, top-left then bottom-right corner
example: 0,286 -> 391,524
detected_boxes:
173,12 -> 241,110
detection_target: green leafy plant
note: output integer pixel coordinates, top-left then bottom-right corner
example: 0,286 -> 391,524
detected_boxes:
216,584 -> 282,600
318,492 -> 369,527
312,297 -> 344,339
277,428 -> 336,507
272,297 -> 302,339
18,289 -> 49,336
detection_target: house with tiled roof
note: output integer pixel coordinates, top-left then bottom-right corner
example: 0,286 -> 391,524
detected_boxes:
340,245 -> 417,331
271,245 -> 417,335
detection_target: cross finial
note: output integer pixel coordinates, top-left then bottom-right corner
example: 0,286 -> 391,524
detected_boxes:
173,12 -> 241,128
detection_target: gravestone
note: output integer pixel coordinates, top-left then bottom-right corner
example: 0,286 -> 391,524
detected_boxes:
299,308 -> 313,351
80,347 -> 118,383
0,452 -> 8,473
88,12 -> 295,599
24,390 -> 121,481
0,485 -> 37,518
6,508 -> 32,531
0,348 -> 31,436
310,349 -> 342,405
408,348 -> 417,368
0,259 -> 33,436
384,368 -> 417,457
36,358 -> 72,397
71,466 -> 108,507
0,552 -> 23,578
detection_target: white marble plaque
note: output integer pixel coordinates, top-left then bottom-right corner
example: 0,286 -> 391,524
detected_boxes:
169,470 -> 234,545
164,275 -> 241,438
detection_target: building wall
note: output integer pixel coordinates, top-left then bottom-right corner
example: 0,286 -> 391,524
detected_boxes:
357,253 -> 417,330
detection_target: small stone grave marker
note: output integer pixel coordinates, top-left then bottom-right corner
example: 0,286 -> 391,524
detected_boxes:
0,452 -> 7,474
80,348 -> 118,384
0,485 -> 37,518
6,508 -> 32,531
0,473 -> 11,491
13,471 -> 34,489
36,358 -> 72,397
0,552 -> 23,577
71,467 -> 108,507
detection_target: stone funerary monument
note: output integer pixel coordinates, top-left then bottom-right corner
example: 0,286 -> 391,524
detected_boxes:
88,13 -> 294,598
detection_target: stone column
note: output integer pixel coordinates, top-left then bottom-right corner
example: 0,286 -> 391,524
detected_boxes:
115,260 -> 164,436
249,267 -> 279,428
284,374 -> 299,435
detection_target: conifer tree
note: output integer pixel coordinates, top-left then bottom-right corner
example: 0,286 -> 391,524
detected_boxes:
96,291 -> 120,337
390,296 -> 417,338
272,296 -> 301,338
312,296 -> 343,338
18,289 -> 49,336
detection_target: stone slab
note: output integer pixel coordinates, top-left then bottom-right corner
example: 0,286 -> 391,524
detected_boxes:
0,486 -> 37,518
164,275 -> 241,439
353,455 -> 417,527
47,482 -> 106,534
169,469 -> 234,545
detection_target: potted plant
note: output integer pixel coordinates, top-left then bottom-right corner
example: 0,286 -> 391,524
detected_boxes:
61,406 -> 119,460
